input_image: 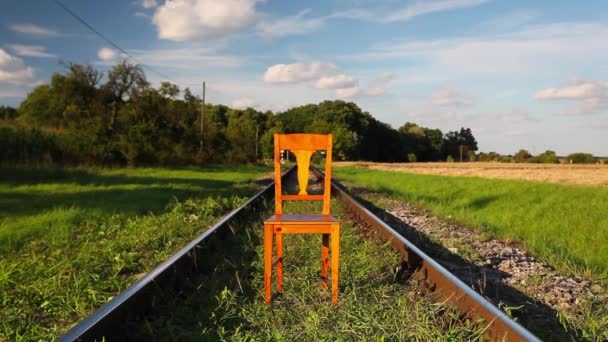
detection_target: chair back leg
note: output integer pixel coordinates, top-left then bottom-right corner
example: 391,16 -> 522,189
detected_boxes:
321,234 -> 329,288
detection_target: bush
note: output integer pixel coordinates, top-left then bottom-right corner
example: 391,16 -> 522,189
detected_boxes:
446,155 -> 455,163
513,149 -> 532,163
498,155 -> 513,163
407,153 -> 417,163
567,153 -> 597,164
0,125 -> 61,165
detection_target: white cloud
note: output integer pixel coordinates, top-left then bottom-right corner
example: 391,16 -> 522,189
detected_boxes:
535,80 -> 606,100
257,9 -> 325,39
535,79 -> 608,115
7,44 -> 55,58
333,0 -> 489,23
263,62 -> 336,83
384,0 -> 490,23
98,47 -> 119,61
0,48 -> 35,85
430,87 -> 473,106
130,46 -> 242,69
232,97 -> 257,109
346,22 -> 608,80
141,0 -> 157,9
9,23 -> 60,37
335,86 -> 384,99
135,11 -> 149,17
372,72 -> 395,85
152,0 -> 258,41
314,74 -> 358,89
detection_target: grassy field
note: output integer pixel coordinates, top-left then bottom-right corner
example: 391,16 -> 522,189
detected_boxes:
124,199 -> 486,340
336,161 -> 608,186
335,166 -> 608,276
0,165 -> 269,340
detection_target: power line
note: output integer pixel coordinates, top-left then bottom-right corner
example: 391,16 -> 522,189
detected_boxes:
53,0 -> 176,83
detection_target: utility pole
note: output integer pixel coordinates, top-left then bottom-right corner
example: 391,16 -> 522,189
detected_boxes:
459,144 -> 463,162
199,81 -> 205,154
255,126 -> 259,161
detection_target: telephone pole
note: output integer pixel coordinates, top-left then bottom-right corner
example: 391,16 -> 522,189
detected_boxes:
255,126 -> 259,161
459,144 -> 463,162
199,81 -> 205,154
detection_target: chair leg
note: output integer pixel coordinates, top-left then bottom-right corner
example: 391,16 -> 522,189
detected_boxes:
264,223 -> 273,304
276,231 -> 283,292
321,233 -> 329,288
331,224 -> 340,304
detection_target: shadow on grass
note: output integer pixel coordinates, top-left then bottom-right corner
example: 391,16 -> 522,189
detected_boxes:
346,186 -> 581,341
0,166 -> 268,254
121,197 -> 271,340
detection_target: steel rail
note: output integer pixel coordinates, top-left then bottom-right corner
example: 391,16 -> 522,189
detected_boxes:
61,166 -> 538,341
59,168 -> 295,341
311,167 -> 540,342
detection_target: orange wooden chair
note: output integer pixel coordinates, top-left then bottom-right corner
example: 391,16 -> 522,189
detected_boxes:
264,133 -> 341,304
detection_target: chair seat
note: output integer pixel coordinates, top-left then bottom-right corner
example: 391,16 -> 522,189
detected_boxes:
265,214 -> 339,225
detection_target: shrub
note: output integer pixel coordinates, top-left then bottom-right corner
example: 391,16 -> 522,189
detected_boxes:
407,153 -> 417,163
446,155 -> 455,163
567,153 -> 597,164
513,149 -> 532,163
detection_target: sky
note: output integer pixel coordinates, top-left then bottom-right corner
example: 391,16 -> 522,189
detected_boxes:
1,0 -> 607,155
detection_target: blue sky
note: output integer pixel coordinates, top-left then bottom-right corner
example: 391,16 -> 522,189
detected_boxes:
1,0 -> 607,155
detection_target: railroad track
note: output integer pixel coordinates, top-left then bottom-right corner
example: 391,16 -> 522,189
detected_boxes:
60,167 -> 539,341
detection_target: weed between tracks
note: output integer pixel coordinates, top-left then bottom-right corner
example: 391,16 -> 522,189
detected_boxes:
0,165 -> 268,341
128,199 -> 487,340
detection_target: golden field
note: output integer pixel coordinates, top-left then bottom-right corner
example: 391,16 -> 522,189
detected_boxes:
336,162 -> 608,186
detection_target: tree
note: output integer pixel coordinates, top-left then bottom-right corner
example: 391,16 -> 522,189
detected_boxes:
529,150 -> 558,163
159,81 -> 180,99
567,153 -> 597,164
0,106 -> 19,120
104,61 -> 149,102
513,149 -> 532,163
443,127 -> 478,161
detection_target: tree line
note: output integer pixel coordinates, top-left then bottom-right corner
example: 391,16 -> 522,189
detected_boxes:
0,61 -> 483,166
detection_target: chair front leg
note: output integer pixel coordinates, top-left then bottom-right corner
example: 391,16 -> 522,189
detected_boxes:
331,224 -> 340,304
264,223 -> 273,304
276,230 -> 283,292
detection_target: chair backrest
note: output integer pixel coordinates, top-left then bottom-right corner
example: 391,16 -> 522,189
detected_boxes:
273,133 -> 333,215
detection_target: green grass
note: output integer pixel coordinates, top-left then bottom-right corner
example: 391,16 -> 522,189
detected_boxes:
335,166 -> 608,277
126,199 -> 487,340
0,165 -> 269,254
0,165 -> 269,340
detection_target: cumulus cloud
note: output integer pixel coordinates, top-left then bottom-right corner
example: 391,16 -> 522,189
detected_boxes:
232,97 -> 257,109
7,44 -> 55,58
263,62 -> 336,83
9,23 -> 60,37
263,61 -> 390,99
152,0 -> 258,41
430,87 -> 473,106
314,74 -> 358,89
535,79 -> 608,115
0,48 -> 35,84
257,9 -> 325,39
98,47 -> 120,61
